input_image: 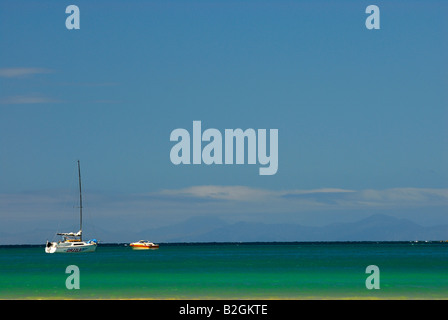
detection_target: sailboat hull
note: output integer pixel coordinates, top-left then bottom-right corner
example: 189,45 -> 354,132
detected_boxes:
45,241 -> 97,253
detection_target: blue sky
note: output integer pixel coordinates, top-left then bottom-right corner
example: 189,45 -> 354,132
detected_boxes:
0,0 -> 447,243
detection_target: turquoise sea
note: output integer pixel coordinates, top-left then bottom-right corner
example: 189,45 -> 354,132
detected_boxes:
0,242 -> 447,299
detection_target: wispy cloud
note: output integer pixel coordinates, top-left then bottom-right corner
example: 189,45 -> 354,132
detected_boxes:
3,187 -> 447,216
158,186 -> 355,202
0,67 -> 53,78
0,95 -> 61,104
0,67 -> 59,104
159,185 -> 276,202
357,188 -> 448,205
154,186 -> 448,208
55,82 -> 119,88
0,68 -> 119,105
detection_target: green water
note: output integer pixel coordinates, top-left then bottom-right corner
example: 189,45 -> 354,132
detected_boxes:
0,242 -> 447,299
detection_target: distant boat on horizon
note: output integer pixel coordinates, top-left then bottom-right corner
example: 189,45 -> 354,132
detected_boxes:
130,240 -> 159,250
45,160 -> 98,253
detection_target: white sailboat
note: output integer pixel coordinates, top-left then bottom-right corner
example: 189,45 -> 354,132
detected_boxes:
45,160 -> 98,253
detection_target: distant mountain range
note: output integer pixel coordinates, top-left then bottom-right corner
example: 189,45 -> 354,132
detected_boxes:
3,214 -> 448,245
135,214 -> 448,243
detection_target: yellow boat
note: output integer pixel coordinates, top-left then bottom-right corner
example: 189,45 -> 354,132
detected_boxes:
130,240 -> 159,250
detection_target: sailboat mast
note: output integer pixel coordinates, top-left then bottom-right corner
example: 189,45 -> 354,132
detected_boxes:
77,160 -> 83,240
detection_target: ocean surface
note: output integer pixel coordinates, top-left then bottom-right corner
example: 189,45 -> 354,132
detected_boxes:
0,242 -> 447,299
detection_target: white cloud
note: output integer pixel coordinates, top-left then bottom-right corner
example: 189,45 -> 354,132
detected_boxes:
159,185 -> 275,201
0,95 -> 61,104
158,186 -> 356,201
358,188 -> 448,205
155,185 -> 448,209
0,67 -> 53,78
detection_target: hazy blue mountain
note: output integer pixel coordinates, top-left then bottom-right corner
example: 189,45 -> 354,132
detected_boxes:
136,214 -> 448,243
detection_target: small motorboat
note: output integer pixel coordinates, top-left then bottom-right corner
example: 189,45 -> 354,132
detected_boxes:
130,240 -> 159,250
